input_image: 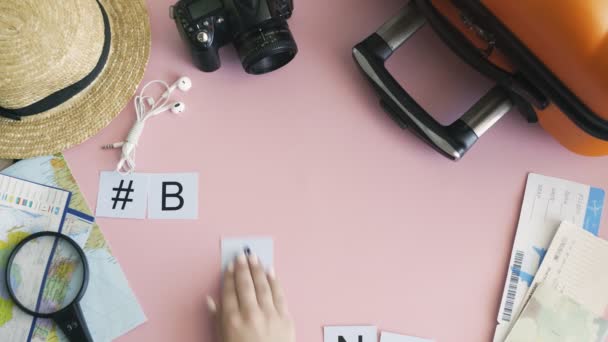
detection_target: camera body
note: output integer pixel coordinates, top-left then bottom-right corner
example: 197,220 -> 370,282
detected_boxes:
171,0 -> 298,75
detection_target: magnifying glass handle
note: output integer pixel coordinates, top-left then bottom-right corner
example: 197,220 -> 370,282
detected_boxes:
54,303 -> 93,342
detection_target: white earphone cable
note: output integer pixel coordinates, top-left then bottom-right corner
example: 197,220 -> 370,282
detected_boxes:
103,80 -> 180,175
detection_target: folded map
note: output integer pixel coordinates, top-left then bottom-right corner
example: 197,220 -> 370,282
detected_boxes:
506,283 -> 608,342
521,221 -> 608,320
1,155 -> 146,342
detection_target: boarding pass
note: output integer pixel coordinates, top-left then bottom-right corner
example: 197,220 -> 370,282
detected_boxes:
493,173 -> 605,342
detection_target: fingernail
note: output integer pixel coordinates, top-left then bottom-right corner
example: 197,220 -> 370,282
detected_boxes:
249,254 -> 259,265
237,252 -> 247,265
206,296 -> 217,313
227,261 -> 235,272
268,267 -> 276,279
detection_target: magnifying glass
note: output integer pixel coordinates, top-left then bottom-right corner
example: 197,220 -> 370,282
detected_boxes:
5,231 -> 93,342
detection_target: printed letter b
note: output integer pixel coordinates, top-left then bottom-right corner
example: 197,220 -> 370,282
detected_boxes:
162,182 -> 184,211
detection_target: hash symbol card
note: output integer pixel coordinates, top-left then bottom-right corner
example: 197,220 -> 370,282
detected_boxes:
324,326 -> 377,342
96,172 -> 149,219
221,238 -> 273,272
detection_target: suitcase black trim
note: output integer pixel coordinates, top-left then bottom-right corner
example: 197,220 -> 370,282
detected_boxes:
415,0 -> 542,123
443,0 -> 608,141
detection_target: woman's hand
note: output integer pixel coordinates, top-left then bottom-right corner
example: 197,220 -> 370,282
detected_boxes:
207,252 -> 296,342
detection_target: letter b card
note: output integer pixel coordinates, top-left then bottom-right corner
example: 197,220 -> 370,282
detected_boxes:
148,173 -> 198,219
96,172 -> 198,220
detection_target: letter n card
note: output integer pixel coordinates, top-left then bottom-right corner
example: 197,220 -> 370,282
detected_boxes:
324,326 -> 377,342
148,173 -> 198,220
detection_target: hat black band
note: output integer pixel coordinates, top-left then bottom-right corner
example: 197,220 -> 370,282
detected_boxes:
0,0 -> 111,121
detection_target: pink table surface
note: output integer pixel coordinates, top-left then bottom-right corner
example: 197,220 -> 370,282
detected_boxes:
63,0 -> 608,341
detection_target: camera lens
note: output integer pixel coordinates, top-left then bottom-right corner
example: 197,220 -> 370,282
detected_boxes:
234,19 -> 298,75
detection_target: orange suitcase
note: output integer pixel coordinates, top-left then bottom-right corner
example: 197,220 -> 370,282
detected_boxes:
354,0 -> 608,160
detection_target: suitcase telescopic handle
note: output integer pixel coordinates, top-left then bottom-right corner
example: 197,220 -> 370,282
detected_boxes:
353,1 -> 513,160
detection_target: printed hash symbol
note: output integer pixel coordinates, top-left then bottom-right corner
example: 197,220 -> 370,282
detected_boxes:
112,180 -> 134,210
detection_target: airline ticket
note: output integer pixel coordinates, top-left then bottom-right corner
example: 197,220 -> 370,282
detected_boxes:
493,173 -> 605,341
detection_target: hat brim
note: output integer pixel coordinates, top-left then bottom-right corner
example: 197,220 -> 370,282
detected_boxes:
0,0 -> 151,159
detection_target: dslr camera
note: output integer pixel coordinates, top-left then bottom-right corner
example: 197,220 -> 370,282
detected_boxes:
171,0 -> 298,75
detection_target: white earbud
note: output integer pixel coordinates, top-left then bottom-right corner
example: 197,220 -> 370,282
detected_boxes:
170,102 -> 186,114
161,77 -> 192,99
175,77 -> 192,92
149,102 -> 185,116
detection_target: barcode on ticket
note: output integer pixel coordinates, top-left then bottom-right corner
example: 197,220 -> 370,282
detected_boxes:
501,250 -> 525,322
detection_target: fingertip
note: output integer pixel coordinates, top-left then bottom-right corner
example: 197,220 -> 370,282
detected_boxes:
206,296 -> 217,314
237,252 -> 247,265
248,253 -> 259,266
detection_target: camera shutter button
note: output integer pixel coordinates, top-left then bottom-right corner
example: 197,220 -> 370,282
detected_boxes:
197,31 -> 211,44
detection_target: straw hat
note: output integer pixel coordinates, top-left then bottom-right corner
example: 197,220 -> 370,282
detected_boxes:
0,0 -> 150,159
